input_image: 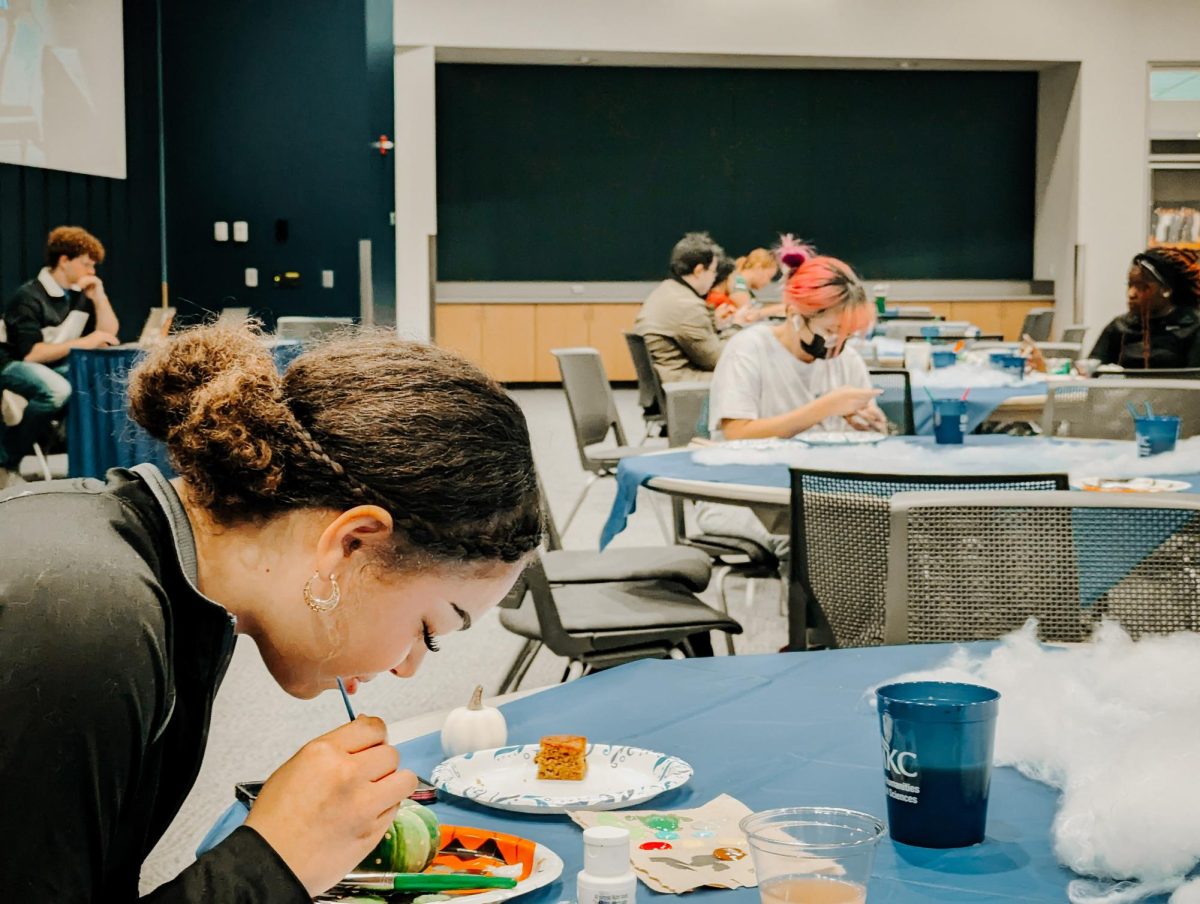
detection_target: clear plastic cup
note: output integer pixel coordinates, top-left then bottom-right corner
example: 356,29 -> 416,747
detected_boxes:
740,807 -> 885,904
930,349 -> 957,369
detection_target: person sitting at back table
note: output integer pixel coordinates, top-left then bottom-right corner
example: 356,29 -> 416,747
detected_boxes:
1089,246 -> 1200,370
694,253 -> 884,570
728,247 -> 784,319
635,231 -> 752,383
0,226 -> 120,485
706,254 -> 739,321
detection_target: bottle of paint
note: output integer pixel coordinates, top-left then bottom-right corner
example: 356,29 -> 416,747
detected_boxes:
576,826 -> 637,904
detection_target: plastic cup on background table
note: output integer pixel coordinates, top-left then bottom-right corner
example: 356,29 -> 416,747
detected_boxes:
741,808 -> 885,904
931,399 -> 967,444
872,283 -> 890,315
903,342 -> 932,373
1135,415 -> 1181,457
987,352 -> 1025,379
920,325 -> 941,339
930,349 -> 957,369
875,682 -> 1000,849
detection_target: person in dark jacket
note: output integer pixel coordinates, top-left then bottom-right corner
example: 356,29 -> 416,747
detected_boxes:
0,323 -> 543,901
1089,246 -> 1200,370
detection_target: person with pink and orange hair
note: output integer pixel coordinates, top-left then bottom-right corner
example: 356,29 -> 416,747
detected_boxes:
695,250 -> 885,573
707,250 -> 884,440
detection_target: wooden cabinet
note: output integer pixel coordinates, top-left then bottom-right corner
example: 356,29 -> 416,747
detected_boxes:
587,304 -> 639,381
436,303 -> 639,383
434,305 -> 483,365
892,300 -> 1052,340
533,305 -> 589,381
436,298 -> 1054,381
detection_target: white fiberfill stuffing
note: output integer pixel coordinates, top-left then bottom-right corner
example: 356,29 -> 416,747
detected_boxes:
882,621 -> 1200,903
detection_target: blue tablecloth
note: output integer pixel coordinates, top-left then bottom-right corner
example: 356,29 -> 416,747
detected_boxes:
899,383 -> 1046,435
198,644 -> 1181,902
600,435 -> 1200,547
66,342 -> 303,479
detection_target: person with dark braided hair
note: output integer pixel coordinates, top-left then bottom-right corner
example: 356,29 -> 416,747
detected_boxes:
1089,246 -> 1200,369
0,323 -> 542,902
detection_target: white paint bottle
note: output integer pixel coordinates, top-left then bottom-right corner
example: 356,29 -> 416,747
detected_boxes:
576,826 -> 637,904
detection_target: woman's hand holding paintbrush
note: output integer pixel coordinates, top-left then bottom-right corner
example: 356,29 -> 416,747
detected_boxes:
243,680 -> 417,896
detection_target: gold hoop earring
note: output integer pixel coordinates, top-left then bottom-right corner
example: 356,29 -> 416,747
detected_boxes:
304,571 -> 341,613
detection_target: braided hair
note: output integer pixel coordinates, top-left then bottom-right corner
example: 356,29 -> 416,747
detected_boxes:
128,322 -> 543,566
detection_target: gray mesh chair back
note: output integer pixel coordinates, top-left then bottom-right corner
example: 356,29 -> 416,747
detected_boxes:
624,332 -> 667,429
1043,379 -> 1200,439
887,490 -> 1200,644
787,468 -> 1069,651
1036,341 -> 1083,362
276,316 -> 353,341
868,368 -> 915,435
552,348 -> 628,469
1112,368 -> 1200,381
1020,307 -> 1055,342
664,383 -> 711,447
1061,325 -> 1088,346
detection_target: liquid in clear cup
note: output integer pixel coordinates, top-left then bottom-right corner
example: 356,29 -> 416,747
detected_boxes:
740,807 -> 884,904
875,682 -> 1000,849
1135,415 -> 1180,457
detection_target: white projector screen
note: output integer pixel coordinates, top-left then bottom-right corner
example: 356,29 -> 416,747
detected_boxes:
0,0 -> 126,179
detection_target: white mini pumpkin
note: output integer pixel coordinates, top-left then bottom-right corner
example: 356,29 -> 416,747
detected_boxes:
441,684 -> 507,756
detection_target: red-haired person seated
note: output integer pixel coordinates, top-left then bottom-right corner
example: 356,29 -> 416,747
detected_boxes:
695,253 -> 884,570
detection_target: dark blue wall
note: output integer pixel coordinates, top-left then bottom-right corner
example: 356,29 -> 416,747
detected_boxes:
0,0 -> 162,338
160,1 -> 394,326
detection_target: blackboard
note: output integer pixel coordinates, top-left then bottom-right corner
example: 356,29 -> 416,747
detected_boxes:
436,64 -> 1037,281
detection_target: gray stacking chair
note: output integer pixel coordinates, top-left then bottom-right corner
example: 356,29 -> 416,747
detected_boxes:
1042,379 -> 1200,439
868,368 -> 915,435
1060,325 -> 1088,346
275,316 -> 353,341
1019,307 -> 1055,342
660,382 -> 779,654
551,347 -> 652,536
786,468 -> 1069,651
886,490 -> 1200,644
624,331 -> 667,440
1035,341 -> 1083,362
497,556 -> 742,692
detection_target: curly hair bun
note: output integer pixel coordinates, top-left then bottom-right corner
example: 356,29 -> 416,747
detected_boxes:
128,322 -> 294,515
126,322 -> 544,566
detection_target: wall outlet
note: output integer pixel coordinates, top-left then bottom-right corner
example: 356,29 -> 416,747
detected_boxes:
244,267 -> 258,288
321,270 -> 335,288
232,221 -> 249,242
214,221 -> 229,242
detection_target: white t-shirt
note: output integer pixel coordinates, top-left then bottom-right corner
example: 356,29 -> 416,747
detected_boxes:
708,324 -> 872,436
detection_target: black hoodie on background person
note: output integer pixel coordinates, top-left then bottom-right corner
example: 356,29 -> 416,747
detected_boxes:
1089,305 -> 1200,369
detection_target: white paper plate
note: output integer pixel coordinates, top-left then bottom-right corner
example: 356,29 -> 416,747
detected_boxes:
795,431 -> 889,446
1072,476 -> 1192,493
431,744 -> 693,814
323,842 -> 563,904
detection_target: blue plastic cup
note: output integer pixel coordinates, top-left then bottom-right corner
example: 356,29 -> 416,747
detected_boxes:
1135,415 -> 1180,457
932,399 -> 967,444
920,325 -> 941,339
876,682 -> 1000,849
930,349 -> 957,369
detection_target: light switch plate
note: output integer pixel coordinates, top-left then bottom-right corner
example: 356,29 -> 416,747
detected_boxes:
244,267 -> 258,288
232,221 -> 249,242
321,270 -> 334,288
214,221 -> 229,242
